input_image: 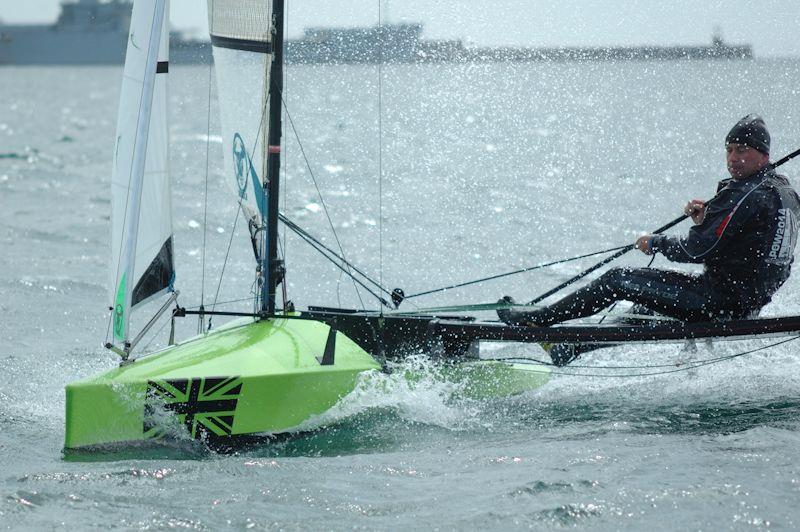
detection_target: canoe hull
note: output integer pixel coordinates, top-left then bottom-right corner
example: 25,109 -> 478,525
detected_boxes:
65,317 -> 552,449
443,360 -> 551,400
65,318 -> 381,449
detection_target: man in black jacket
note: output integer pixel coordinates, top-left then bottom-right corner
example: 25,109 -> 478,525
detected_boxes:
498,115 -> 800,363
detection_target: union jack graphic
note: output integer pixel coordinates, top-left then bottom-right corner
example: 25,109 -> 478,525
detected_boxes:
144,377 -> 242,440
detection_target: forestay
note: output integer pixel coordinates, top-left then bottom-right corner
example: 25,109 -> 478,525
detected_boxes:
110,0 -> 174,345
207,0 -> 273,221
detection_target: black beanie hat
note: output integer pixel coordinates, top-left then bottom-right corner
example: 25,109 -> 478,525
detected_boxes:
726,114 -> 770,154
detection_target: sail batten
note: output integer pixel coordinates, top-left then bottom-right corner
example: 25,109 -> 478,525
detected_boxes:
210,35 -> 274,54
110,0 -> 173,345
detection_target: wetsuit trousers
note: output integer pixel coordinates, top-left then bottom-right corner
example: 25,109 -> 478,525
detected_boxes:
529,267 -> 720,327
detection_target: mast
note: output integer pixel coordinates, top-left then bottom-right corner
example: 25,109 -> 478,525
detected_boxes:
264,0 -> 285,315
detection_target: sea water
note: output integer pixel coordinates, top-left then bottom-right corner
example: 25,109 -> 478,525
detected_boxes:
2,59 -> 800,529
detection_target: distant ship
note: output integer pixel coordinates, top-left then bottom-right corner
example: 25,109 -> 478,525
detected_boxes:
0,0 -> 130,64
0,0 -> 208,65
439,32 -> 754,63
0,0 -> 752,65
288,25 -> 753,64
286,23 -> 424,64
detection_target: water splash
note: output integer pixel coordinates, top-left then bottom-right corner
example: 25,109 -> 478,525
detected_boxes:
296,355 -> 483,433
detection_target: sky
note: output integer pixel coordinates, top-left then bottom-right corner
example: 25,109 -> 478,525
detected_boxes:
1,0 -> 800,57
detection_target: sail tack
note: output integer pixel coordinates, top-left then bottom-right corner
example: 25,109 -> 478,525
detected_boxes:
110,0 -> 174,344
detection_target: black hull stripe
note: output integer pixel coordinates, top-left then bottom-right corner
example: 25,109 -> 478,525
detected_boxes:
210,35 -> 273,54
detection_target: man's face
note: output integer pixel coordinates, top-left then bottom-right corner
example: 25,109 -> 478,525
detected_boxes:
726,143 -> 769,179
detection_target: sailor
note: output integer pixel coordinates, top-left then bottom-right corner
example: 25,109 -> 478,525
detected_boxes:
498,115 -> 800,365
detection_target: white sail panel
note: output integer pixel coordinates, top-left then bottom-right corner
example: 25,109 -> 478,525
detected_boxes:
110,0 -> 173,344
208,0 -> 273,220
213,47 -> 271,220
207,0 -> 273,43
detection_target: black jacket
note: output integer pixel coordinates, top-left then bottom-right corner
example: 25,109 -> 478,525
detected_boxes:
652,166 -> 800,314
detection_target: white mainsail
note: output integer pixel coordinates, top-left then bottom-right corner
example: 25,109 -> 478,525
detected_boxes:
110,0 -> 174,345
207,0 -> 273,222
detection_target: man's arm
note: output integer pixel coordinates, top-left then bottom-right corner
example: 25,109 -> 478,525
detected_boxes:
635,183 -> 728,257
649,188 -> 762,263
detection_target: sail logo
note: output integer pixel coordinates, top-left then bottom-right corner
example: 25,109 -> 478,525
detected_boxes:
232,133 -> 250,200
768,208 -> 798,264
231,132 -> 268,217
113,273 -> 127,341
113,304 -> 124,338
144,376 -> 242,440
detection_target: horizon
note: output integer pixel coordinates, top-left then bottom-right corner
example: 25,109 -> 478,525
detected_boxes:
1,1 -> 799,57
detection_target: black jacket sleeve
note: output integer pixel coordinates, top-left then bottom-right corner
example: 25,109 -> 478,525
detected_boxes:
651,182 -> 764,264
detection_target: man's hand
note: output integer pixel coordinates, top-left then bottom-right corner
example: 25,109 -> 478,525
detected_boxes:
635,235 -> 654,255
684,199 -> 706,224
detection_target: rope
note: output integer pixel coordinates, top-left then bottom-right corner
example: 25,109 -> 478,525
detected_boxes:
200,1 -> 215,317
207,83 -> 271,328
273,83 -> 367,309
403,244 -> 629,300
377,0 -> 384,315
390,301 -> 513,315
499,335 -> 800,378
286,220 -> 392,306
281,0 -> 290,308
279,213 -> 392,297
185,297 -> 254,310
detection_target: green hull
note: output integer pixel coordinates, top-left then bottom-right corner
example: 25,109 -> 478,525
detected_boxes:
65,318 -> 380,449
65,318 -> 551,449
441,360 -> 551,400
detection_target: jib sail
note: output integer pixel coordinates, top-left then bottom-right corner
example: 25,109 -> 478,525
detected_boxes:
110,0 -> 174,345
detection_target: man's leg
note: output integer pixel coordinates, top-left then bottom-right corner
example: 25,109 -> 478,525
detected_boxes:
499,267 -> 712,327
546,305 -> 661,366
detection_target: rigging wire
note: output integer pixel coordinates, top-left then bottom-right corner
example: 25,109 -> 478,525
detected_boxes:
139,310 -> 175,354
403,244 -> 630,301
281,0 -> 290,308
279,213 -> 392,295
184,296 -> 255,310
267,216 -> 644,311
273,83 -> 367,309
377,0 -> 384,316
500,335 -> 800,377
278,234 -> 289,306
200,2 -> 215,319
283,215 -> 394,306
209,207 -> 243,324
208,83 -> 271,327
